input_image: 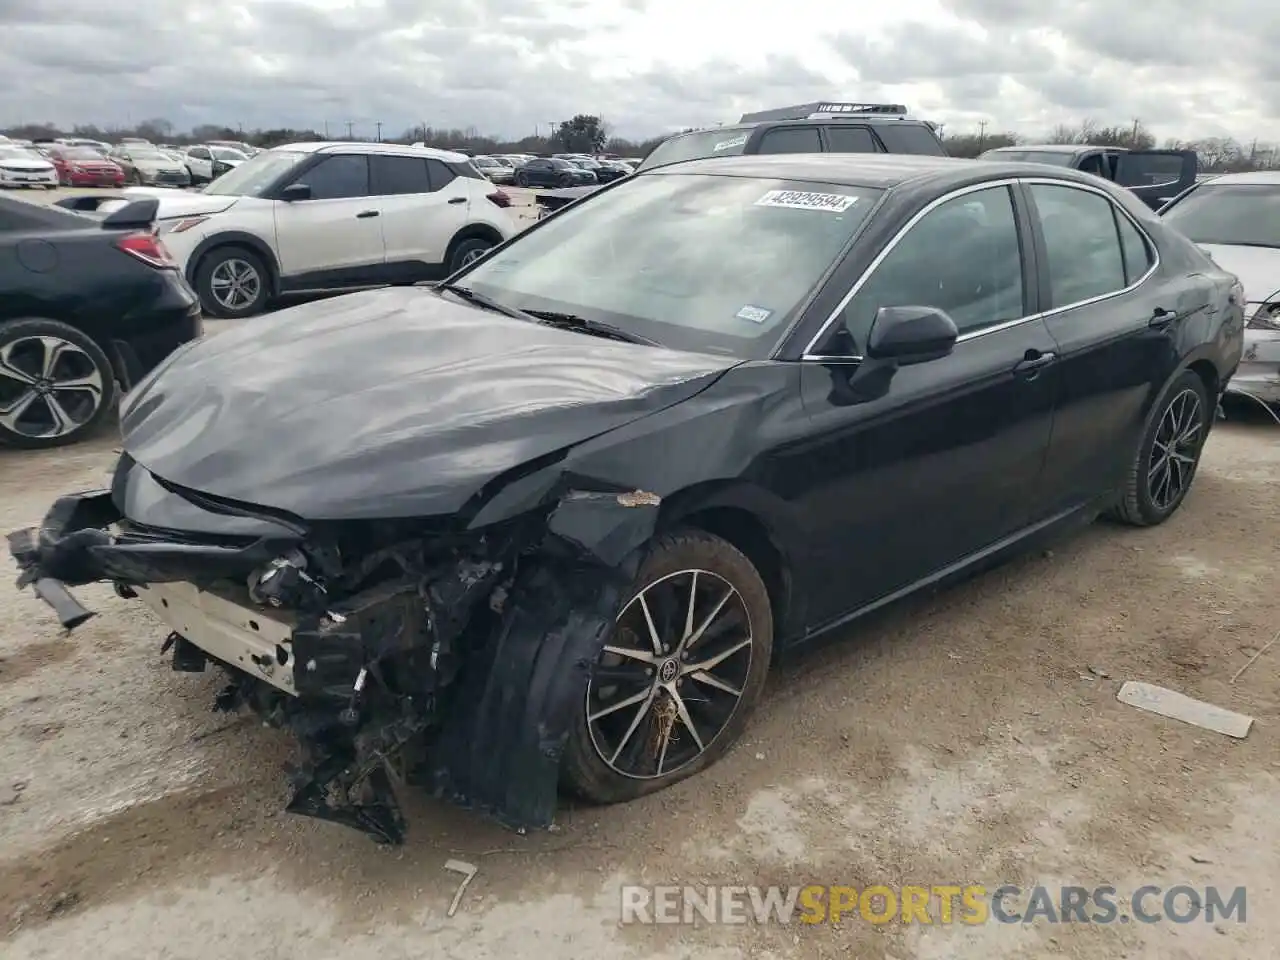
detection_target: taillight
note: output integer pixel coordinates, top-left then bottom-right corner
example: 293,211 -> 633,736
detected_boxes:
487,190 -> 511,208
116,231 -> 176,269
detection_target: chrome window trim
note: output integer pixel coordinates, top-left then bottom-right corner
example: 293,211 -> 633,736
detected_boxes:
799,176 -> 1162,362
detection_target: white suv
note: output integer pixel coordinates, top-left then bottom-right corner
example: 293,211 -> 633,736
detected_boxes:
124,142 -> 517,318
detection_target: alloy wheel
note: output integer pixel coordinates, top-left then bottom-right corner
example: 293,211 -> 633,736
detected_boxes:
1147,388 -> 1203,511
209,258 -> 262,312
0,336 -> 105,440
458,246 -> 487,267
586,568 -> 754,780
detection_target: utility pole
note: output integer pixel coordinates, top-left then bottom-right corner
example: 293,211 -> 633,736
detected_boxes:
1131,117 -> 1140,145
375,121 -> 382,142
323,120 -> 330,139
978,120 -> 987,149
345,120 -> 354,140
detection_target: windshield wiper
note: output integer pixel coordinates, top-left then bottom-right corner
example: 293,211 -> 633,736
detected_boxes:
436,283 -> 534,321
521,308 -> 658,346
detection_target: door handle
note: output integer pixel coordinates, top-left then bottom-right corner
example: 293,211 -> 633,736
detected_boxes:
447,196 -> 467,205
1149,307 -> 1176,329
356,210 -> 379,219
1013,350 -> 1057,378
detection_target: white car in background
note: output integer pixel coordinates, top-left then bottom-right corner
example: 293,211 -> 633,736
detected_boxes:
183,144 -> 248,184
118,141 -> 516,318
0,144 -> 58,189
1161,171 -> 1280,409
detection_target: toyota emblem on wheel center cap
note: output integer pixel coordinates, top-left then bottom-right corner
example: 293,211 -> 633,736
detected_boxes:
658,658 -> 680,683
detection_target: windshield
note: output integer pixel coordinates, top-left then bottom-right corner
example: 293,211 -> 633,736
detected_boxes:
212,148 -> 247,162
1161,183 -> 1280,248
62,147 -> 104,160
129,149 -> 169,161
0,147 -> 36,160
979,149 -> 1075,167
202,149 -> 305,197
459,173 -> 882,359
638,128 -> 753,172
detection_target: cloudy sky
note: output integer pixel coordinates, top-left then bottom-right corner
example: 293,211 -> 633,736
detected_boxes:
1,0 -> 1277,143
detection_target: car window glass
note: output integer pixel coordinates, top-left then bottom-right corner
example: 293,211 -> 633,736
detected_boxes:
1116,212 -> 1154,285
1029,184 -> 1127,308
301,154 -> 369,200
824,126 -> 879,153
758,126 -> 822,154
875,124 -> 948,156
373,155 -> 430,195
1116,154 -> 1185,188
425,159 -> 456,191
834,185 -> 1025,353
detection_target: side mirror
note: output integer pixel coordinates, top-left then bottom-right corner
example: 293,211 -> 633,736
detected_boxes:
865,305 -> 958,365
280,182 -> 311,202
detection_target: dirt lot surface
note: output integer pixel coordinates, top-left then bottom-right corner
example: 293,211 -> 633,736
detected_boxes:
1,217 -> 1278,958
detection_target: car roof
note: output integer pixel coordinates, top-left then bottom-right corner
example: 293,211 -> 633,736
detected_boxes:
1191,170 -> 1280,186
275,141 -> 471,162
985,144 -> 1126,155
647,153 -> 1116,192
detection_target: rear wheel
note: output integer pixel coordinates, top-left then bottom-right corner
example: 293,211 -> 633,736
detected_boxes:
561,531 -> 773,804
1109,370 -> 1212,526
448,238 -> 494,273
0,318 -> 117,449
515,172 -> 529,187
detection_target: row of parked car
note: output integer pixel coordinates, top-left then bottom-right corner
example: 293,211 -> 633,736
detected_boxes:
468,152 -> 640,187
0,134 -> 257,189
0,102 -> 1274,455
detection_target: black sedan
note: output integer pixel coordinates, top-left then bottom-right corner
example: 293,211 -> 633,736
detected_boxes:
0,195 -> 201,448
514,156 -> 596,188
8,155 -> 1243,844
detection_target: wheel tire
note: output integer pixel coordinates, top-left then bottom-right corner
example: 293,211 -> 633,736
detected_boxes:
561,530 -> 774,805
557,174 -> 573,187
0,317 -> 118,450
448,238 -> 494,273
515,172 -> 529,187
1108,369 -> 1212,527
194,247 -> 270,319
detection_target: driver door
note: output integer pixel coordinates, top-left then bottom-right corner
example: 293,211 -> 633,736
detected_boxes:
1114,151 -> 1197,210
793,183 -> 1061,625
272,153 -> 386,287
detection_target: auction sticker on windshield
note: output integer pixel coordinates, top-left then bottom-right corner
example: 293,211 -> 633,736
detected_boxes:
755,190 -> 858,213
714,135 -> 749,152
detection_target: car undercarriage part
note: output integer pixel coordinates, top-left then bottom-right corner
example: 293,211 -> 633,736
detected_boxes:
8,484 -> 663,844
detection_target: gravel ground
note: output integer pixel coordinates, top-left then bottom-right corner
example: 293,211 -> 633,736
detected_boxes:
1,192 -> 1279,958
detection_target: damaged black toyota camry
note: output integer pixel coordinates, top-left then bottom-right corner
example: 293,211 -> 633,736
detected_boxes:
9,154 -> 1244,843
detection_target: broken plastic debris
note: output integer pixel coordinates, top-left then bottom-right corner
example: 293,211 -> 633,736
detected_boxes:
616,489 -> 661,508
1117,681 -> 1253,739
444,859 -> 478,917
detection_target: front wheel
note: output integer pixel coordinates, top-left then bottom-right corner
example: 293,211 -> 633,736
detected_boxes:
0,317 -> 118,449
1109,370 -> 1212,526
561,531 -> 774,804
195,247 -> 270,319
515,173 -> 529,187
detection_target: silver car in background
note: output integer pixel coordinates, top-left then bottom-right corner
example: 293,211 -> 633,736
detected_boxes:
1161,171 -> 1280,410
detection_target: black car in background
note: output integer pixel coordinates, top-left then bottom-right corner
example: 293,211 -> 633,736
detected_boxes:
514,157 -> 596,188
533,100 -> 949,215
0,195 -> 201,449
9,154 -> 1243,845
977,144 -> 1198,210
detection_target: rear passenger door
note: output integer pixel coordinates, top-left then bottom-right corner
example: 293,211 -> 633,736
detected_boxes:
371,154 -> 470,280
1022,179 -> 1189,512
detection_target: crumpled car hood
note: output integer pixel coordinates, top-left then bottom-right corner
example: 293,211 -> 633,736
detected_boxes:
120,287 -> 739,520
